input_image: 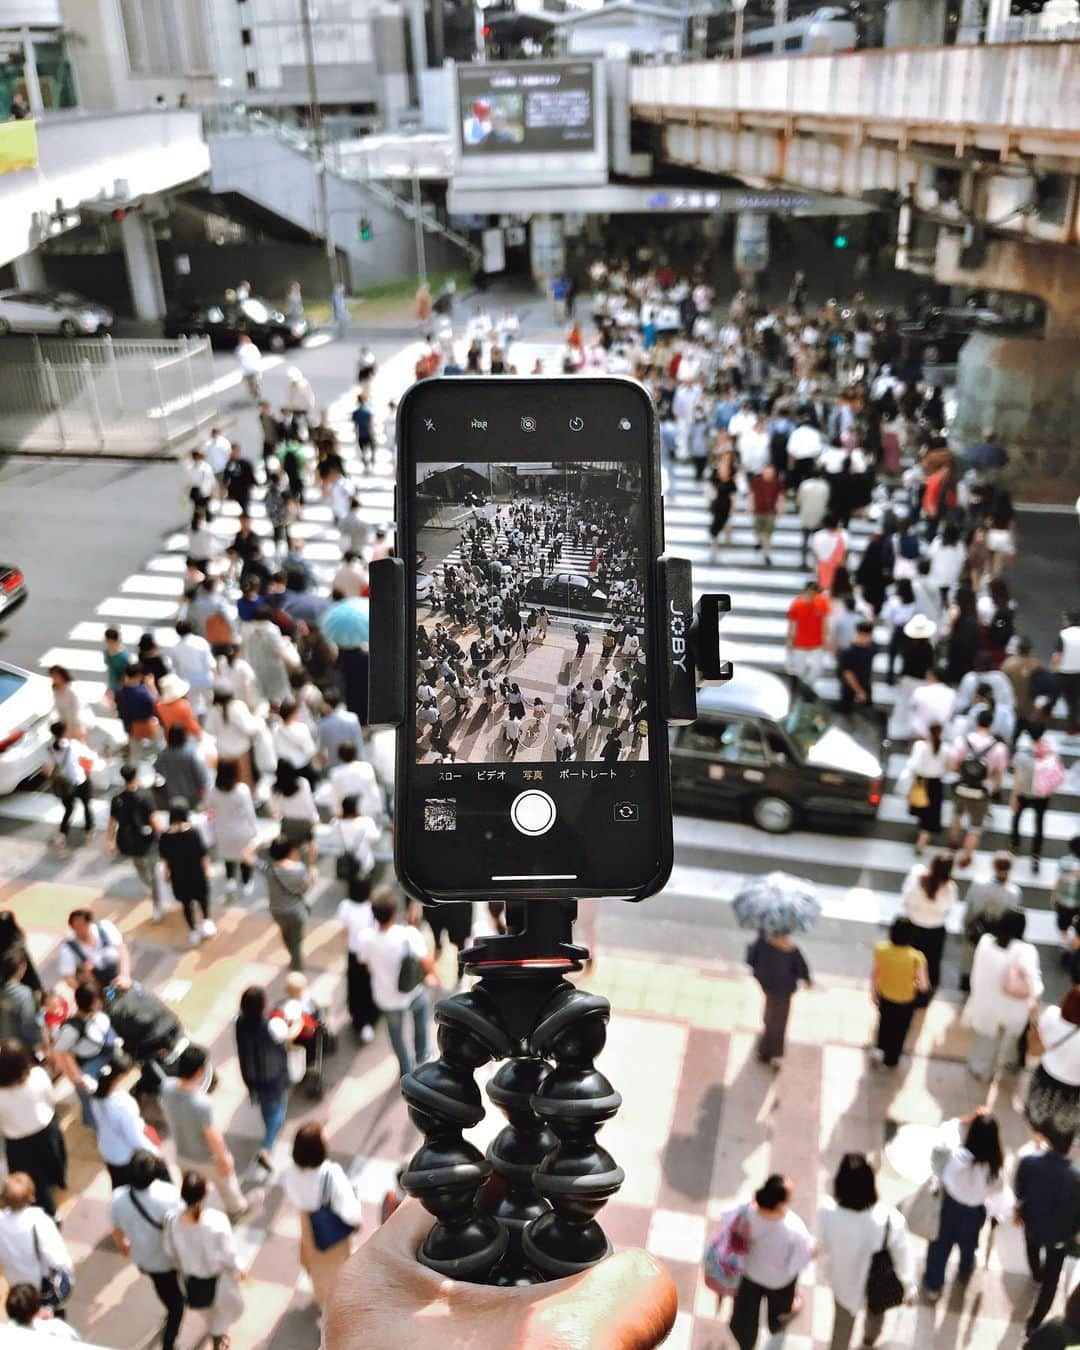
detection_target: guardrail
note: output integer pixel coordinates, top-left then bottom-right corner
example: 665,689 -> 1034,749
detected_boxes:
0,335 -> 218,457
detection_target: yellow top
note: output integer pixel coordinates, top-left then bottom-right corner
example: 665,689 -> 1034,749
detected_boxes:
874,940 -> 927,1004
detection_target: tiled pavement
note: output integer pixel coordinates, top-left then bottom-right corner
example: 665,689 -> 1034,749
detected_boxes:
0,870 -> 1055,1349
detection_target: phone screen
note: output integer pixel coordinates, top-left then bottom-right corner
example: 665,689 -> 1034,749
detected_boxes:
396,377 -> 672,902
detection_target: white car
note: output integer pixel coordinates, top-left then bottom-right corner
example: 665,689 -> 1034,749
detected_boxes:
0,661 -> 54,795
0,288 -> 114,337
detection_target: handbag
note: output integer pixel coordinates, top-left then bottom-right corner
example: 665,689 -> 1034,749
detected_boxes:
309,1169 -> 358,1253
865,1215 -> 905,1315
397,943 -> 424,995
32,1223 -> 73,1310
184,1274 -> 219,1309
899,1175 -> 942,1242
703,1205 -> 752,1297
907,777 -> 929,811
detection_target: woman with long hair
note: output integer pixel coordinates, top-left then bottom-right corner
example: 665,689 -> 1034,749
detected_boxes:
964,909 -> 1043,1081
922,1110 -> 1004,1301
164,1171 -> 244,1350
899,852 -> 958,993
284,1123 -> 362,1311
207,762 -> 259,899
900,722 -> 950,856
233,987 -> 291,1179
269,761 -> 318,869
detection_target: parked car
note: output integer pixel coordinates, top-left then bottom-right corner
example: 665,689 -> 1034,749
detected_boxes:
416,572 -> 433,603
0,289 -> 113,337
670,666 -> 884,833
164,297 -> 308,352
0,660 -> 54,796
523,572 -> 609,614
898,306 -> 1028,367
0,565 -> 27,625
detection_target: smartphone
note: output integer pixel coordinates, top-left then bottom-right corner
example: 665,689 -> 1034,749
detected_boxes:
395,375 -> 672,904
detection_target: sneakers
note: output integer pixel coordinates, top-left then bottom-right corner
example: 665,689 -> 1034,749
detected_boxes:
200,919 -> 217,939
189,929 -> 202,948
242,878 -> 255,898
360,1025 -> 375,1044
152,903 -> 166,923
223,879 -> 238,898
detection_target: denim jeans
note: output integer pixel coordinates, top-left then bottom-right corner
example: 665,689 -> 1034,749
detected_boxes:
384,990 -> 431,1078
255,1085 -> 288,1154
923,1191 -> 986,1293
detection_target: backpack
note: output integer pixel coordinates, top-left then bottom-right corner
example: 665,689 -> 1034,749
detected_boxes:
986,606 -> 1014,650
114,792 -> 154,857
205,611 -> 233,647
105,985 -> 181,1060
703,1206 -> 752,1296
1033,750 -> 1066,800
62,1012 -> 117,1064
956,736 -> 993,797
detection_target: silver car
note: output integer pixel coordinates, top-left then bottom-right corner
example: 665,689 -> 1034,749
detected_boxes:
0,288 -> 114,337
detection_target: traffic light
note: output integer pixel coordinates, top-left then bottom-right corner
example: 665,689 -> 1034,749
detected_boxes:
358,216 -> 373,242
832,230 -> 849,249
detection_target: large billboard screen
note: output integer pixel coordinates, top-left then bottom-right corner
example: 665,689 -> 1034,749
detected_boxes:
458,63 -> 595,156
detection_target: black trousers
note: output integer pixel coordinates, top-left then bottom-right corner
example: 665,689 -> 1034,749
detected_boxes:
347,952 -> 380,1031
147,1269 -> 185,1350
910,923 -> 946,992
730,1275 -> 796,1350
876,996 -> 917,1067
1011,796 -> 1048,861
59,780 -> 93,835
1025,1234 -> 1068,1333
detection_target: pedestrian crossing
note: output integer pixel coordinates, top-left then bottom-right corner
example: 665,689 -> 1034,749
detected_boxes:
1,337 -> 1076,953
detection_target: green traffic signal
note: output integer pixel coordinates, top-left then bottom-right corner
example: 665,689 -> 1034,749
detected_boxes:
833,233 -> 849,249
359,216 -> 373,242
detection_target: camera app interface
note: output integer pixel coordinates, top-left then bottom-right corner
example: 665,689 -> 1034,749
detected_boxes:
414,460 -> 650,767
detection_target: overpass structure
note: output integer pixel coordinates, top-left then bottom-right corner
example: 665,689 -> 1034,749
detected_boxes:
632,42 -> 1080,464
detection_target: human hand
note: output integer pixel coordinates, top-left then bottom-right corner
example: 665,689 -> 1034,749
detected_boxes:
324,1199 -> 678,1350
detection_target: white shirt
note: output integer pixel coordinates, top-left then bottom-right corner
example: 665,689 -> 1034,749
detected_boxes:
739,427 -> 770,476
911,682 -> 956,739
965,935 -> 1044,1037
817,1200 -> 915,1313
332,815 -> 380,877
203,700 -> 260,762
234,341 -> 262,375
332,559 -> 367,598
273,720 -> 316,769
811,527 -> 847,563
47,740 -> 86,789
164,1207 -> 238,1279
271,778 -> 318,824
0,1207 -> 71,1288
1038,1006 -> 1080,1086
56,920 -> 123,982
0,1068 -> 55,1140
202,433 -> 231,475
1057,625 -> 1080,674
900,865 -> 958,929
336,898 -> 375,955
736,1206 -> 814,1290
934,1118 -> 1005,1208
787,425 -> 823,460
90,1089 -> 154,1167
904,738 -> 950,782
329,760 -> 382,818
356,924 -> 428,1012
171,634 -> 215,692
928,538 -> 965,588
284,1160 -> 363,1224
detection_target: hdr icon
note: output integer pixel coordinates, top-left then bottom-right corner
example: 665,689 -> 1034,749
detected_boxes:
471,418 -> 488,430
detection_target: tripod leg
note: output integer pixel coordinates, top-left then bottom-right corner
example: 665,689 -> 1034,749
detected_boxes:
400,985 -> 514,1282
486,1052 -> 557,1285
522,985 -> 625,1278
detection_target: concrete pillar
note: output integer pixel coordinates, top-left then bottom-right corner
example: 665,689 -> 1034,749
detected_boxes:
13,250 -> 46,290
119,210 -> 166,323
955,0 -> 983,43
884,0 -> 947,47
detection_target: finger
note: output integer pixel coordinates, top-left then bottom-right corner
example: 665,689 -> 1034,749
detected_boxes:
522,1248 -> 679,1350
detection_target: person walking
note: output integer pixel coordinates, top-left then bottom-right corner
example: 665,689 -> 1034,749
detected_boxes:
0,949 -> 43,1054
817,1153 -> 916,1349
57,909 -> 130,990
747,933 -> 811,1068
1051,607 -> 1080,734
963,909 -> 1043,1081
748,463 -> 783,567
109,1150 -> 185,1350
947,707 -> 1008,870
810,515 -> 848,594
708,452 -> 737,558
1025,987 -> 1080,1152
922,1110 -> 1005,1302
786,579 -> 831,689
1010,722 -> 1066,875
107,759 -> 165,912
960,851 -> 1021,992
261,837 -> 314,972
154,725 -> 209,812
234,987 -> 293,1179
269,761 -> 319,870
899,853 -> 957,994
871,919 -> 929,1069
158,800 -> 215,948
42,722 -> 92,847
235,334 -> 262,401
0,1173 -> 73,1318
164,1171 -> 245,1350
726,1174 -> 814,1350
160,1044 -> 247,1220
337,876 -> 378,1043
0,1042 -> 66,1218
89,1060 -> 161,1189
837,620 -> 877,715
284,1123 -> 362,1312
52,979 -> 118,1127
899,723 -> 949,857
1014,1136 -> 1080,1336
795,471 -> 830,567
354,888 -> 438,1078
207,763 -> 259,900
5,1282 -> 80,1338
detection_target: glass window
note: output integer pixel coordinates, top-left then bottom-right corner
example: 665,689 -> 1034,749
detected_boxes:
721,722 -> 766,762
677,721 -> 730,755
783,689 -> 829,756
32,40 -> 77,110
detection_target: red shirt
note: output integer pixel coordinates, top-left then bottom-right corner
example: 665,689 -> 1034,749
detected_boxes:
787,593 -> 831,649
750,476 -> 783,515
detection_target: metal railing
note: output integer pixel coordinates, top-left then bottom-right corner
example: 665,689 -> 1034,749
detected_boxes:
0,335 -> 218,457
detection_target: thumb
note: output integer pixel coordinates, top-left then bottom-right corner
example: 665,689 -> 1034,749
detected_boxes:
521,1247 -> 678,1350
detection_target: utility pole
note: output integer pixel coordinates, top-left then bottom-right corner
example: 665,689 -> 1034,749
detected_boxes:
772,0 -> 788,52
300,0 -> 340,294
412,162 -> 428,284
732,0 -> 748,58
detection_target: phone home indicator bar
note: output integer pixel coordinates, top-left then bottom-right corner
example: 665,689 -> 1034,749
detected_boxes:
490,874 -> 578,881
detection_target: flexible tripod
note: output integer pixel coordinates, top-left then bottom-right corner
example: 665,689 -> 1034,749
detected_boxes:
400,900 -> 624,1285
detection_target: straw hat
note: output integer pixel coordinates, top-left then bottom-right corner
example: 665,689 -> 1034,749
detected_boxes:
903,614 -> 937,641
156,673 -> 190,703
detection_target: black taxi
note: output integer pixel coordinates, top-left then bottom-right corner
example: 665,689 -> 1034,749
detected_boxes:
669,665 -> 885,833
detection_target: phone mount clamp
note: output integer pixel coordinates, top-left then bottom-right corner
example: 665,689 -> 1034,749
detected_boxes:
368,553 -> 730,1284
